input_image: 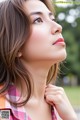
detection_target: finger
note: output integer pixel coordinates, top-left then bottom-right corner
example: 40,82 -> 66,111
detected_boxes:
45,86 -> 64,93
45,92 -> 65,105
45,90 -> 64,96
45,94 -> 58,104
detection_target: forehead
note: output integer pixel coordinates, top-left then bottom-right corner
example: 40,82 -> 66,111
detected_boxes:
23,0 -> 50,15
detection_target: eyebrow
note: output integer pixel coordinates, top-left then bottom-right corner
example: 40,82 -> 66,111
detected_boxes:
29,11 -> 54,17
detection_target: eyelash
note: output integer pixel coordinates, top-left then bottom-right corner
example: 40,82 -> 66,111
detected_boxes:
33,17 -> 43,24
33,17 -> 57,24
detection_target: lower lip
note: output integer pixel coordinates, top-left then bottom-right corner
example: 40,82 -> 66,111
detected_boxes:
54,41 -> 65,45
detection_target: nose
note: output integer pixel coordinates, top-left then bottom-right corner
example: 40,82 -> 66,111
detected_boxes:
51,22 -> 62,34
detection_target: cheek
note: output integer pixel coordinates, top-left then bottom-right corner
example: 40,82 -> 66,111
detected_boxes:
30,27 -> 49,46
25,28 -> 50,58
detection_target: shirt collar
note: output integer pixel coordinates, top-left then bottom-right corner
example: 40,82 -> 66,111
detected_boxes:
0,84 -> 57,120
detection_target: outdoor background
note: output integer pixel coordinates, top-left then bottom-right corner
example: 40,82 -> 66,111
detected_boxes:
0,0 -> 80,119
54,0 -> 80,119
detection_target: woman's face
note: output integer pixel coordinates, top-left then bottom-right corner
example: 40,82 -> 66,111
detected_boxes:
21,0 -> 67,64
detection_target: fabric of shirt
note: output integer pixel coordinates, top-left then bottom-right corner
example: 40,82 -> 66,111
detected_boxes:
0,84 -> 58,120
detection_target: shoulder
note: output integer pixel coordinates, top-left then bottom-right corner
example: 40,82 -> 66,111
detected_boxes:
0,84 -> 30,120
0,85 -> 17,119
0,84 -> 18,108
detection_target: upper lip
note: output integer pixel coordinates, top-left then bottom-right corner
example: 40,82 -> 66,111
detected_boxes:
53,38 -> 64,45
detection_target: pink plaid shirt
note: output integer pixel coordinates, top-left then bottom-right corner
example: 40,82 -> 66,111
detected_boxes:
0,84 -> 58,120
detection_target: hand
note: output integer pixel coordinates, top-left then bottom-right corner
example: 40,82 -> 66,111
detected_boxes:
45,84 -> 78,120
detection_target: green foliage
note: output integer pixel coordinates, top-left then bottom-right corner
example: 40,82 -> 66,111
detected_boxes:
55,2 -> 80,83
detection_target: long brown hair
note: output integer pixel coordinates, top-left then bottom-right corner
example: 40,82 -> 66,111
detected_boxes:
0,0 -> 58,107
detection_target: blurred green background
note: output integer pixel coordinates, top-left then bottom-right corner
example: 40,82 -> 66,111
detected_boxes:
54,0 -> 80,108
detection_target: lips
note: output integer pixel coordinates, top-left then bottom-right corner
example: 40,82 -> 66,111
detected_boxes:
53,38 -> 64,45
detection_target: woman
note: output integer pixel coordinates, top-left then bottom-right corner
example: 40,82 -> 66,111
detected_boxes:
0,0 -> 77,120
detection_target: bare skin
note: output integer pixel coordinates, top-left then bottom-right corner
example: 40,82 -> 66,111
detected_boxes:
18,1 -> 77,120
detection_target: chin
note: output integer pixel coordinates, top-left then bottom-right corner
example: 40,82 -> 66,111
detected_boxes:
58,52 -> 67,62
51,51 -> 67,63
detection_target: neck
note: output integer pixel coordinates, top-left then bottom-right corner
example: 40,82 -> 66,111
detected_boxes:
31,68 -> 48,100
23,61 -> 52,100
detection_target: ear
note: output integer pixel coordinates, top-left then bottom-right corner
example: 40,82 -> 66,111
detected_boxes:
17,52 -> 22,57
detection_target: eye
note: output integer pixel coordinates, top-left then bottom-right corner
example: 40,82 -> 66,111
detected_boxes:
33,17 -> 43,24
51,17 -> 56,21
52,18 -> 55,21
50,16 -> 56,22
